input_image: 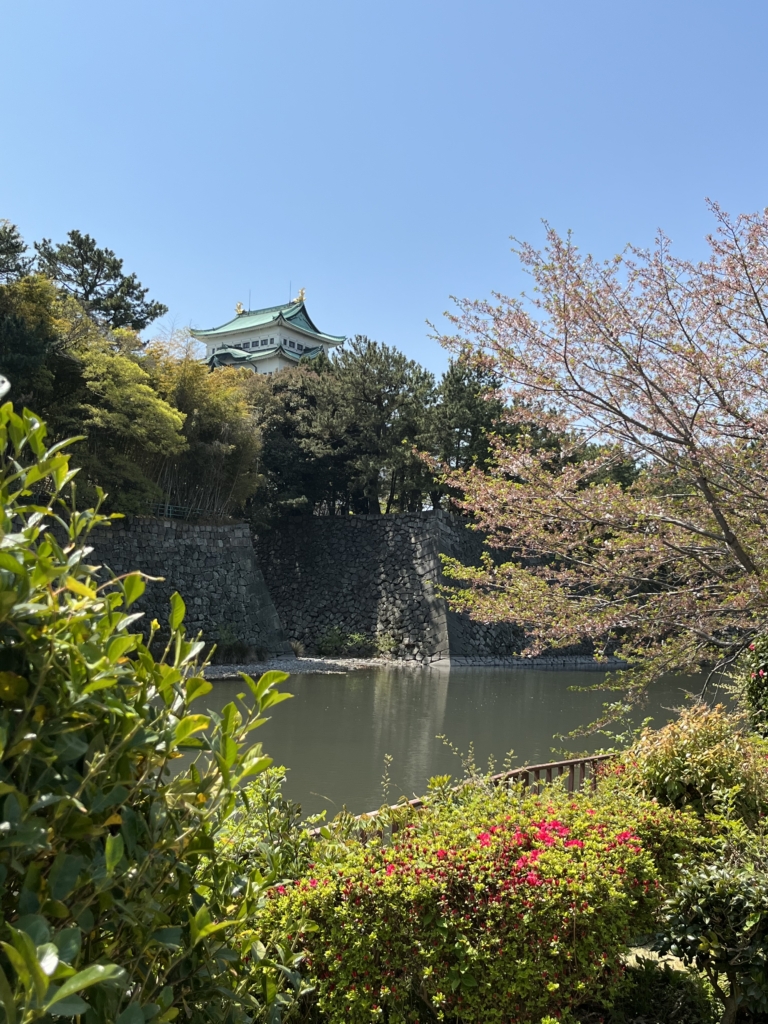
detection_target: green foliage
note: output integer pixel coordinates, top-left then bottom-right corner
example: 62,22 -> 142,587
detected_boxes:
577,956 -> 718,1024
252,337 -> 438,520
315,626 -> 347,656
0,279 -> 187,514
0,277 -> 61,410
258,779 -> 698,1024
0,401 -> 295,1023
656,833 -> 768,1023
248,346 -> 562,523
613,704 -> 768,824
427,356 -> 505,474
217,767 -> 324,882
73,326 -> 187,513
147,348 -> 264,517
314,627 -> 395,657
34,229 -> 167,331
374,632 -> 400,655
732,636 -> 768,737
0,222 -> 33,283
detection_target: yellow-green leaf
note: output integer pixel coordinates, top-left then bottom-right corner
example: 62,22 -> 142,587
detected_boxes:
65,577 -> 97,600
169,592 -> 185,631
174,715 -> 210,744
186,677 -> 213,703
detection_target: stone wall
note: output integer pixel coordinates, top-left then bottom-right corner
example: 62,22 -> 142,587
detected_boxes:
88,518 -> 292,657
254,511 -> 523,664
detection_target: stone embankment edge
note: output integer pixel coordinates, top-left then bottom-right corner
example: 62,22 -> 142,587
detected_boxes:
204,655 -> 628,678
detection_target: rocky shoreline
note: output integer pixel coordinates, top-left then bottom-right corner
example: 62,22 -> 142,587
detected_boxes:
204,654 -> 628,679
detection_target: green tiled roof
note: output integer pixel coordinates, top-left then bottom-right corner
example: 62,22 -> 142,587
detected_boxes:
207,341 -> 324,369
191,300 -> 344,345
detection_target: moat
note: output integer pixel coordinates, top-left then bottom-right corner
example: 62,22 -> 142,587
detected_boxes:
203,665 -> 725,815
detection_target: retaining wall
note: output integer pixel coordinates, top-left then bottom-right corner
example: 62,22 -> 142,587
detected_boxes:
254,511 -> 523,664
88,518 -> 292,657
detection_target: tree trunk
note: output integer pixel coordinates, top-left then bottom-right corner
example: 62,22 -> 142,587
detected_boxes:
719,975 -> 741,1024
367,476 -> 381,515
385,469 -> 397,515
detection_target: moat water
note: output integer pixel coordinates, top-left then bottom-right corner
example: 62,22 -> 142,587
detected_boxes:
199,665 -> 728,816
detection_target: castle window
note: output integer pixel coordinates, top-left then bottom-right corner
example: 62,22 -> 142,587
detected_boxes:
288,340 -> 295,349
261,339 -> 268,346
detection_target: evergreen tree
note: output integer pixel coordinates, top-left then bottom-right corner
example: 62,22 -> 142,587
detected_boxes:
0,220 -> 33,281
35,229 -> 167,330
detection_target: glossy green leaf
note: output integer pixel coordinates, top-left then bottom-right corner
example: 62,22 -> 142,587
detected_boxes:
105,833 -> 124,876
115,1003 -> 144,1024
107,634 -> 138,662
174,715 -> 210,744
47,992 -> 91,1016
53,928 -> 81,966
0,964 -> 16,1024
0,552 -> 24,576
37,944 -> 59,977
44,964 -> 126,1009
185,676 -> 212,703
168,591 -> 185,631
48,855 -> 84,901
122,574 -> 145,608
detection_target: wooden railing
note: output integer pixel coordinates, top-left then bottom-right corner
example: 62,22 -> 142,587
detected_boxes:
488,753 -> 613,794
312,754 -> 614,839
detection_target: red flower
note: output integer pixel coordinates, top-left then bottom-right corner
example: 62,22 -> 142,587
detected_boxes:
386,863 -> 396,875
564,839 -> 584,849
436,849 -> 448,860
309,878 -> 318,888
477,832 -> 492,847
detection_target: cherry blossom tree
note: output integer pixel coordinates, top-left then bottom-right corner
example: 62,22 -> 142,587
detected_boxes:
437,202 -> 768,715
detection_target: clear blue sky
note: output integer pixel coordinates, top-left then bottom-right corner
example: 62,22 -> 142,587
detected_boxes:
2,0 -> 767,375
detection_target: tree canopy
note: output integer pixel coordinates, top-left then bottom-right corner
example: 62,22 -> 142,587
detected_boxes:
0,219 -> 33,282
437,201 -> 768,713
35,229 -> 167,330
0,217 -> 517,523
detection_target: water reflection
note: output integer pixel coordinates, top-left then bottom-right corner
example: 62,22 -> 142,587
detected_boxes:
201,665 -> 726,816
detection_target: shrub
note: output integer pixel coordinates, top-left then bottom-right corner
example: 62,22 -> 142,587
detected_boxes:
732,636 -> 768,737
577,956 -> 718,1024
315,627 -> 375,657
0,403 -> 295,1024
612,704 -> 768,824
345,632 -> 375,656
374,632 -> 400,656
259,781 -> 697,1024
657,832 -> 768,1024
217,766 -> 323,882
315,626 -> 346,656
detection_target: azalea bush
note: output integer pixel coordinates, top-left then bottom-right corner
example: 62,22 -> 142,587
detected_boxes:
0,402 -> 299,1024
611,704 -> 768,824
259,780 -> 699,1024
